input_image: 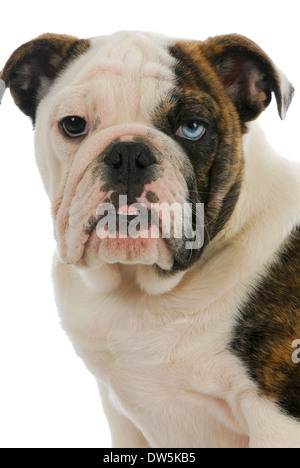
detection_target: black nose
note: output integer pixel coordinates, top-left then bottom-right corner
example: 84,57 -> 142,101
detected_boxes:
104,142 -> 157,186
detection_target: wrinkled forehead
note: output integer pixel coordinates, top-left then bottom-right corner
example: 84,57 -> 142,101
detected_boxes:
87,31 -> 177,80
50,32 -> 179,120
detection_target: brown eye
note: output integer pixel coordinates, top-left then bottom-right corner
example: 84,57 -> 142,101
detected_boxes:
61,116 -> 89,137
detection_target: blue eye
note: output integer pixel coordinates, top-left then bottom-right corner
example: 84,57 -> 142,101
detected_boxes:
176,121 -> 206,141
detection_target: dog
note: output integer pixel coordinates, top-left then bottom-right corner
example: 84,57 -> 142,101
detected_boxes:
1,31 -> 300,448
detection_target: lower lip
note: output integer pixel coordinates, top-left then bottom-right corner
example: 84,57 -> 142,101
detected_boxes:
87,219 -> 161,252
84,220 -> 172,269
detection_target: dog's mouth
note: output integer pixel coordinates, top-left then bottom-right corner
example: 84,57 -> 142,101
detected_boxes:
81,198 -> 171,268
80,196 -> 204,272
84,203 -> 154,237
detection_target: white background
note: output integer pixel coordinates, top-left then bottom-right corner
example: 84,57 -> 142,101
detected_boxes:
0,0 -> 299,449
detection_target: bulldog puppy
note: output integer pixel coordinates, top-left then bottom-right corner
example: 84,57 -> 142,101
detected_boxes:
1,31 -> 300,448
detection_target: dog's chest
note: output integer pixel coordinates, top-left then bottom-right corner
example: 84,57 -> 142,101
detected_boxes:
57,269 -> 250,445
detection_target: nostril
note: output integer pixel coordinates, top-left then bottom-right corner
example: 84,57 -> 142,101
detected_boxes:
136,151 -> 154,169
113,152 -> 123,169
106,151 -> 123,169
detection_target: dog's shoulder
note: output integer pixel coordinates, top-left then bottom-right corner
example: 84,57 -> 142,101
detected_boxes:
230,226 -> 300,420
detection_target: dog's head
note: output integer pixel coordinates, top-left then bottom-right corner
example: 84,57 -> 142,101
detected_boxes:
1,31 -> 294,293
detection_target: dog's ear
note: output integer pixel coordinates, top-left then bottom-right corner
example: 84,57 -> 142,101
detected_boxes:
202,34 -> 294,122
0,33 -> 90,122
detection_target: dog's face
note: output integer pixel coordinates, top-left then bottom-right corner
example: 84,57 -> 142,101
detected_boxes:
1,31 -> 294,291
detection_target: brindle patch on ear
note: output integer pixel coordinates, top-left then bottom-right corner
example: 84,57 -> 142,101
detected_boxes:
1,33 -> 90,122
201,34 -> 295,122
231,227 -> 300,420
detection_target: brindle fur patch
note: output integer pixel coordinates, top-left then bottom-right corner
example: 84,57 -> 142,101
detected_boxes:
1,34 -> 90,122
231,227 -> 300,420
200,34 -> 294,121
165,42 -> 244,249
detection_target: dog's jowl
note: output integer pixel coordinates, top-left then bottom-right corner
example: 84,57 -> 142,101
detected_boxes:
1,31 -> 299,448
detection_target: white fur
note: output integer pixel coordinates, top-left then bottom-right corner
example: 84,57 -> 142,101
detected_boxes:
32,32 -> 300,447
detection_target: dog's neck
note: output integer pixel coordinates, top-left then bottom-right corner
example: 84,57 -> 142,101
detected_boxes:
224,121 -> 300,243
